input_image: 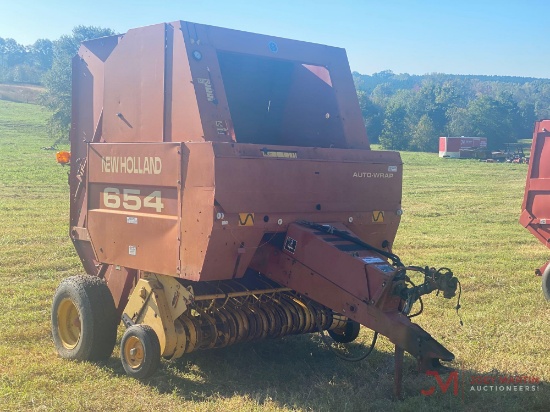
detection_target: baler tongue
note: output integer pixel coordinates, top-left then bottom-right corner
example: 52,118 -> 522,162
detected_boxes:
251,222 -> 456,368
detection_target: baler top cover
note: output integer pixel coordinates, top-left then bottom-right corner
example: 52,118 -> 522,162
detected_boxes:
72,21 -> 368,152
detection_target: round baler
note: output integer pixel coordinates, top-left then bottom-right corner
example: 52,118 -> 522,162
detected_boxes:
52,20 -> 460,395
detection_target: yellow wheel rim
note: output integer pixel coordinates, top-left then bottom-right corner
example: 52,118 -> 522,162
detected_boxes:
124,336 -> 144,369
57,298 -> 81,349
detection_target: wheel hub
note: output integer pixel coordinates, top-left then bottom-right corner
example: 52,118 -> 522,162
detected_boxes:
57,298 -> 81,349
124,336 -> 144,369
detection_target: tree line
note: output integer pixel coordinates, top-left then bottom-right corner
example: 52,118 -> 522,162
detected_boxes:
1,28 -> 550,150
0,27 -> 114,143
0,37 -> 53,84
355,71 -> 550,150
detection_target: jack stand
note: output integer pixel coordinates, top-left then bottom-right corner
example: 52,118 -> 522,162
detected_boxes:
394,345 -> 404,400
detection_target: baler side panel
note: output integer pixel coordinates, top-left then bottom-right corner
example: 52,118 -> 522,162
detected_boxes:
86,143 -> 182,275
213,147 -> 402,215
169,21 -> 205,142
70,37 -> 120,276
176,142 -> 402,282
521,120 -> 550,249
180,22 -> 236,143
102,24 -> 166,143
179,143 -> 215,280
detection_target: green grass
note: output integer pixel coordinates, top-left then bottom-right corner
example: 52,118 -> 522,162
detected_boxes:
0,83 -> 44,105
1,99 -> 549,411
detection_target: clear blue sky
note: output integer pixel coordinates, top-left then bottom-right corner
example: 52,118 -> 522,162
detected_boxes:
1,0 -> 548,78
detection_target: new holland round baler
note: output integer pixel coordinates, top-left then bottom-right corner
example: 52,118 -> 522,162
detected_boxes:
52,21 -> 460,393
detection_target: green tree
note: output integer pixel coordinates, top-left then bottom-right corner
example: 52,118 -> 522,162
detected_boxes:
0,37 -> 53,84
0,37 -> 26,82
466,95 -> 520,149
379,100 -> 409,150
28,39 -> 53,72
357,90 -> 384,143
410,114 -> 437,152
41,26 -> 115,143
447,107 -> 473,136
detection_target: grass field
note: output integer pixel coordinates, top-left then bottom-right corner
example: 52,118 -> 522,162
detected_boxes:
0,100 -> 549,411
0,84 -> 44,105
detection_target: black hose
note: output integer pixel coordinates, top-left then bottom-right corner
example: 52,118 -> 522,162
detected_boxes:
297,220 -> 404,267
308,302 -> 378,362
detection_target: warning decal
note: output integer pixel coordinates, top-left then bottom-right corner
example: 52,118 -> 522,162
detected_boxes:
238,213 -> 255,226
372,211 -> 384,223
284,237 -> 297,254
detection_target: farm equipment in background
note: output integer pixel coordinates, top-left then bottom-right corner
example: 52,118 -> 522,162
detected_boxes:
503,143 -> 528,164
439,136 -> 487,158
51,21 -> 461,397
520,119 -> 550,300
439,136 -> 528,163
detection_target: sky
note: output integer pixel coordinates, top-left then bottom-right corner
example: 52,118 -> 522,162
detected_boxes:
0,0 -> 548,79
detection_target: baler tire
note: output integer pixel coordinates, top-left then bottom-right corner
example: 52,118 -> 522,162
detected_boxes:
542,266 -> 550,301
51,275 -> 118,361
120,325 -> 161,379
328,320 -> 361,343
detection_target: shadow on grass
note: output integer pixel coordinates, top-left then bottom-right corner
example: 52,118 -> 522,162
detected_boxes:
100,335 -> 550,411
98,333 -> 548,411
102,333 -> 404,410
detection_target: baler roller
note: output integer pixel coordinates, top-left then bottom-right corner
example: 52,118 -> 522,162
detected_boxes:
175,288 -> 342,354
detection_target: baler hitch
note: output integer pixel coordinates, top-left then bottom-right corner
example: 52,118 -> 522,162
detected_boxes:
393,266 -> 461,321
296,220 -> 463,324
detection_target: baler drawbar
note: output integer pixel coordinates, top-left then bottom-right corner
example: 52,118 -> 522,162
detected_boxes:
51,20 -> 460,397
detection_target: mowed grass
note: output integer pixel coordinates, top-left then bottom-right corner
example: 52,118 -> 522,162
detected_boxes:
0,99 -> 549,411
0,84 -> 45,105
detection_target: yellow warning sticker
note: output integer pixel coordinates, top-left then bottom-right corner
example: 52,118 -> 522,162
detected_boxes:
372,211 -> 384,223
238,213 -> 255,226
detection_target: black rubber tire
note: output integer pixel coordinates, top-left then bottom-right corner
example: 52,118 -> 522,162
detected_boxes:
51,275 -> 118,361
120,324 -> 161,379
328,320 -> 361,343
542,265 -> 550,301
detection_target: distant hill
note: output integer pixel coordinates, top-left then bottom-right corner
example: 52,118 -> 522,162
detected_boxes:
0,83 -> 44,104
352,70 -> 550,94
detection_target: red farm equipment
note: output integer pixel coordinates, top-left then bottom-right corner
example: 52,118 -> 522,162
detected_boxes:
520,119 -> 550,300
51,21 -> 461,396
